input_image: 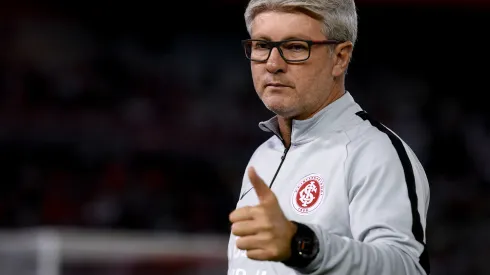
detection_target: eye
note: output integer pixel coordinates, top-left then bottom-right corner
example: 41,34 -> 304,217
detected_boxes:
284,43 -> 308,52
253,41 -> 270,49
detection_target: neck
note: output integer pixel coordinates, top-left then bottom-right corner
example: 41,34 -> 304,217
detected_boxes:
278,85 -> 344,148
278,118 -> 293,148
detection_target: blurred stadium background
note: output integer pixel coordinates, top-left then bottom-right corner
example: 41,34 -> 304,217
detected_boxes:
0,0 -> 489,274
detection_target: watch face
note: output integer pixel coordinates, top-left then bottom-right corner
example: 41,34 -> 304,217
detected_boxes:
297,237 -> 318,258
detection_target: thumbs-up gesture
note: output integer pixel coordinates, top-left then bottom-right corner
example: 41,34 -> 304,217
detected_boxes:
229,166 -> 298,261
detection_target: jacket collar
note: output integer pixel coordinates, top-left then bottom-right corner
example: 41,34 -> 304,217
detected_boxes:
258,91 -> 360,145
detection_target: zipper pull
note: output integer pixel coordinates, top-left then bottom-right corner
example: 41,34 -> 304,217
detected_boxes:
281,146 -> 289,160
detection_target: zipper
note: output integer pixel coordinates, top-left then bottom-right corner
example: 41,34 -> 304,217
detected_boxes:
268,145 -> 290,188
239,145 -> 290,200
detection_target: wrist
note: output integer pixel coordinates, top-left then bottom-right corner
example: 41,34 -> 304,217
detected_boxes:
282,221 -> 319,268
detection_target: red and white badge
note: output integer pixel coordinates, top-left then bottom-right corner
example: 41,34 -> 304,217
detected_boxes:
291,174 -> 325,215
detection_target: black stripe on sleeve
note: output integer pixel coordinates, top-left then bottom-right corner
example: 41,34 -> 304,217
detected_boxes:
356,110 -> 430,275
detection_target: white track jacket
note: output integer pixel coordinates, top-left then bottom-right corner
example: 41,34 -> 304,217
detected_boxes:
227,92 -> 430,275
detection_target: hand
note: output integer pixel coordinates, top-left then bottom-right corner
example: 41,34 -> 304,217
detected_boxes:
229,166 -> 298,261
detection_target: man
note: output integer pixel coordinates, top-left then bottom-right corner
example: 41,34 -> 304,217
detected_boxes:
227,0 -> 430,275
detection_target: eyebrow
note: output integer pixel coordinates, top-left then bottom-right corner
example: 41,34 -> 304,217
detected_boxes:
251,35 -> 315,41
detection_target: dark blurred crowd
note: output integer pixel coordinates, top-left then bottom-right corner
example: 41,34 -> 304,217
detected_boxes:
0,15 -> 255,234
0,3 -> 489,275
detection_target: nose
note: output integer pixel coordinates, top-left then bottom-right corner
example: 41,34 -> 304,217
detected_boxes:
266,47 -> 287,74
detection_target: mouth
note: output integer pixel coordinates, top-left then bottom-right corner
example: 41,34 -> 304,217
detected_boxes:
265,82 -> 291,88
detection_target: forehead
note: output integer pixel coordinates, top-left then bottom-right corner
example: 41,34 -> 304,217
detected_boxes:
250,11 -> 324,40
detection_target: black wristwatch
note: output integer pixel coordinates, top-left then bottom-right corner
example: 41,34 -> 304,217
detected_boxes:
282,221 -> 320,268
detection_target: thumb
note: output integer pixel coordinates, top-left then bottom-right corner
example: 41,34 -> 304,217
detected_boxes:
248,166 -> 273,202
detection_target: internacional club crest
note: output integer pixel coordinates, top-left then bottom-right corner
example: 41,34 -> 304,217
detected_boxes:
291,174 -> 325,215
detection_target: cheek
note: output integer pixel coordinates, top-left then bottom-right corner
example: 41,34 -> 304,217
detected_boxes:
293,63 -> 331,96
290,71 -> 316,96
251,66 -> 264,94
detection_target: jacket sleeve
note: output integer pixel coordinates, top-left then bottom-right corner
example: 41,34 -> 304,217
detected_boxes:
292,132 -> 430,275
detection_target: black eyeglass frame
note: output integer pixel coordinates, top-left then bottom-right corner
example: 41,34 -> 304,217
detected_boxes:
241,39 -> 343,63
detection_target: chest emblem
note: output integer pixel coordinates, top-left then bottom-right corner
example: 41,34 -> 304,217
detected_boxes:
291,174 -> 325,215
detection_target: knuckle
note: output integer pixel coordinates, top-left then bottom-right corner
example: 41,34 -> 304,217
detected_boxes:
235,237 -> 245,248
269,247 -> 279,259
259,231 -> 274,242
231,224 -> 240,235
262,220 -> 274,231
245,206 -> 255,216
263,193 -> 277,204
246,250 -> 258,260
266,231 -> 276,241
250,206 -> 264,216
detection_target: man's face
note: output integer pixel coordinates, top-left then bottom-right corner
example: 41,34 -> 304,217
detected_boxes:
250,11 -> 336,119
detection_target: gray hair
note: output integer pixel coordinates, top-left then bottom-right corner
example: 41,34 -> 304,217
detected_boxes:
244,0 -> 358,46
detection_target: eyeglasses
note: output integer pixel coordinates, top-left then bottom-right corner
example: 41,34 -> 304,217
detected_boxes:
241,39 -> 342,63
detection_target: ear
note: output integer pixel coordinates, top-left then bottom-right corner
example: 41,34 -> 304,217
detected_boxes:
332,41 -> 353,77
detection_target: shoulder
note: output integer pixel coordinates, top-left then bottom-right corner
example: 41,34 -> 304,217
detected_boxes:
344,111 -> 417,168
343,111 -> 429,198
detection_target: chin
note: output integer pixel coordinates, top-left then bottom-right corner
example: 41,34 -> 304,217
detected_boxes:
260,92 -> 298,117
264,102 -> 297,118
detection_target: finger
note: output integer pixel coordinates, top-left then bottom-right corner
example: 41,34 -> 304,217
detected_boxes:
235,235 -> 263,251
229,206 -> 254,223
246,249 -> 269,261
248,166 -> 273,202
231,220 -> 259,237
